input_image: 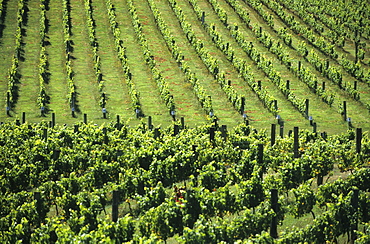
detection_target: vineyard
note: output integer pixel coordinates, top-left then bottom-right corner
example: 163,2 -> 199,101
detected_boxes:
1,0 -> 370,242
0,0 -> 369,133
1,120 -> 370,242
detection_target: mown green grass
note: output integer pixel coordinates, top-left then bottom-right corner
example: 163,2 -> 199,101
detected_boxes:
252,0 -> 370,134
109,0 -> 176,127
0,0 -> 368,134
123,0 -> 218,127
0,0 -> 19,118
16,0 -> 41,118
151,0 -> 245,127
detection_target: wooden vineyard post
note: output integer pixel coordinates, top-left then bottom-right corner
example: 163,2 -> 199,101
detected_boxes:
350,189 -> 359,243
103,127 -> 108,144
258,144 -> 263,179
274,100 -> 278,111
209,126 -> 215,142
343,101 -> 347,121
181,117 -> 185,129
22,112 -> 26,124
348,117 -> 352,128
154,128 -> 160,139
298,60 -> 302,71
271,124 -> 276,146
313,122 -> 317,133
279,122 -> 284,138
201,11 -> 205,25
34,192 -> 42,224
276,114 -> 282,125
173,124 -> 179,136
116,115 -> 120,130
51,113 -> 55,128
84,113 -> 87,124
356,128 -> 362,154
71,92 -> 76,117
102,108 -> 107,119
270,189 -> 278,239
309,116 -> 313,126
322,81 -> 326,91
148,116 -> 153,130
241,97 -> 245,115
6,92 -> 10,116
221,125 -> 227,141
43,128 -> 47,141
354,80 -> 357,91
305,99 -> 309,118
293,127 -> 299,158
112,190 -> 119,222
286,80 -> 290,90
171,110 -> 176,121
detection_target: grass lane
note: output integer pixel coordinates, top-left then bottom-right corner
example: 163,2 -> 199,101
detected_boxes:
191,0 -> 314,131
45,0 -> 71,124
164,0 -> 278,129
0,0 -> 18,122
69,0 -> 101,121
16,0 -> 40,119
108,0 -> 174,126
150,0 -> 244,127
127,0 -> 212,127
90,0 -> 134,122
248,0 -> 370,132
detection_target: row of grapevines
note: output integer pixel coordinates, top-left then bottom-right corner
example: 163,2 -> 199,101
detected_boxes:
145,0 -> 215,116
255,0 -> 338,59
37,0 -> 49,114
210,0 -> 284,115
244,0 -> 274,28
192,0 -> 306,115
276,0 -> 344,43
0,119 -> 368,242
231,29 -> 307,115
105,0 -> 142,116
185,0 -> 279,115
258,0 -> 370,84
5,0 -> 27,113
277,170 -> 370,242
298,43 -> 360,101
83,0 -> 106,109
62,0 -> 77,113
227,0 -> 336,106
228,0 -> 367,115
207,0 -> 335,111
227,0 -> 368,114
166,0 -> 247,115
126,0 -> 176,115
277,0 -> 369,43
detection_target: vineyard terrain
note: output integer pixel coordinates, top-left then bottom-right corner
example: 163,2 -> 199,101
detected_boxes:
0,0 -> 368,134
